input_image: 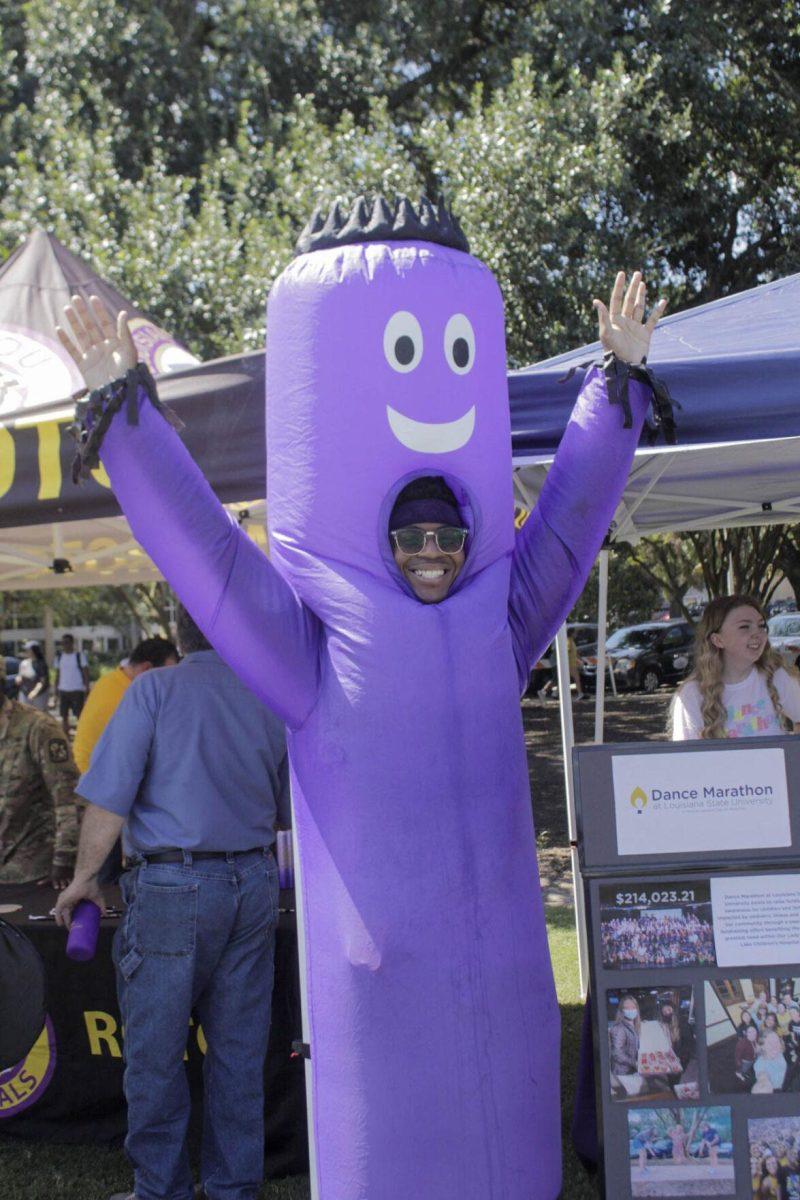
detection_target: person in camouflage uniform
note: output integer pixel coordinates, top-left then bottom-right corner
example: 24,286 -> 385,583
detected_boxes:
0,657 -> 80,887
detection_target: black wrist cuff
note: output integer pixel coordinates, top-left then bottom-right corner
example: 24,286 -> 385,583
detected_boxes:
69,362 -> 184,484
559,352 -> 679,445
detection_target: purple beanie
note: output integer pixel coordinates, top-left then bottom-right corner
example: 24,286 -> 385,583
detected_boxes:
389,476 -> 462,531
389,497 -> 462,530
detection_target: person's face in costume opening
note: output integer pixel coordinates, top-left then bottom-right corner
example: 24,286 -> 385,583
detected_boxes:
392,522 -> 466,604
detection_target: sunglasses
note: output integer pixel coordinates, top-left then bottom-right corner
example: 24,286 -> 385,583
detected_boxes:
391,525 -> 468,555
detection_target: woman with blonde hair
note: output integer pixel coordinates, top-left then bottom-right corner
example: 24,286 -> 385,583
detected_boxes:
671,594 -> 800,740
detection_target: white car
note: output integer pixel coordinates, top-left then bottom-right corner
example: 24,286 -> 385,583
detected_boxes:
767,613 -> 800,669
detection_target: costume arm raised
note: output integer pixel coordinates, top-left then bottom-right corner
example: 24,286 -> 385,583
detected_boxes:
60,299 -> 320,729
508,272 -> 670,691
508,363 -> 653,687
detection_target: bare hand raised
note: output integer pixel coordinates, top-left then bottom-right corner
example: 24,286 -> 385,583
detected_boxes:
56,295 -> 138,392
593,272 -> 667,364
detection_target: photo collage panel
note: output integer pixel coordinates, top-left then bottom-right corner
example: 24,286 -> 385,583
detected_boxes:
597,877 -> 800,1197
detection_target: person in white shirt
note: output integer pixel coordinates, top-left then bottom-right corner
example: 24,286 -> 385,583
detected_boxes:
54,633 -> 90,734
671,594 -> 800,740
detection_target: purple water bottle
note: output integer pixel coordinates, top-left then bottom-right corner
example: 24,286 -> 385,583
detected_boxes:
66,900 -> 101,962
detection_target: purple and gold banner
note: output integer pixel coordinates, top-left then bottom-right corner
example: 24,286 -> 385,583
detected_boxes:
0,354 -> 266,527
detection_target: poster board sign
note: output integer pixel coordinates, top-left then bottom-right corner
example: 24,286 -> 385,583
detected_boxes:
574,735 -> 800,1200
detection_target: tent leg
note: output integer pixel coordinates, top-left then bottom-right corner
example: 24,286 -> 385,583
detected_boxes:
594,547 -> 610,744
555,623 -> 589,998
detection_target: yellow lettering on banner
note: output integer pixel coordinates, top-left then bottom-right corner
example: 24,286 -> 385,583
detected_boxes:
0,427 -> 15,498
36,420 -> 71,501
91,463 -> 111,489
84,1010 -> 122,1058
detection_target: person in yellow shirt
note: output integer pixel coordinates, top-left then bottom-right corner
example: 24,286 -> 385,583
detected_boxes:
72,637 -> 179,774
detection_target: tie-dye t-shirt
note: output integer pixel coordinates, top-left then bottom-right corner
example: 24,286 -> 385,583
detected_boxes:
672,667 -> 800,740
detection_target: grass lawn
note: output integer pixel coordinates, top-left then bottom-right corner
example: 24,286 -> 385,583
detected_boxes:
0,907 -> 598,1200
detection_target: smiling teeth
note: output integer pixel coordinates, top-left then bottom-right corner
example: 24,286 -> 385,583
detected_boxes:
414,569 -> 445,579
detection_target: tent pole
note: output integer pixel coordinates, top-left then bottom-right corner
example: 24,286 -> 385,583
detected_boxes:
594,546 -> 610,744
727,558 -> 735,594
555,623 -> 589,998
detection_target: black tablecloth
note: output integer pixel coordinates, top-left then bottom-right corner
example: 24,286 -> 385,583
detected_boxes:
0,883 -> 308,1177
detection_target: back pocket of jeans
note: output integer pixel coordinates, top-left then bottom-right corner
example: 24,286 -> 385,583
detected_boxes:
137,882 -> 198,956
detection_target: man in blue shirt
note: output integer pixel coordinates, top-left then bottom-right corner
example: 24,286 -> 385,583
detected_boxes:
55,606 -> 288,1200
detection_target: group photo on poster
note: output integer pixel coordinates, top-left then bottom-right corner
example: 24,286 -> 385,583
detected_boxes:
627,1105 -> 735,1197
749,1116 -> 800,1199
599,881 -> 716,970
607,986 -> 698,1102
705,979 -> 800,1095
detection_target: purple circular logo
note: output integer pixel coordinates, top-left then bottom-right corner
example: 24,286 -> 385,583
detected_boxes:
0,1015 -> 57,1117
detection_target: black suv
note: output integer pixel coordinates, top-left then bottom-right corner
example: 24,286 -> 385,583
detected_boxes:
582,620 -> 695,693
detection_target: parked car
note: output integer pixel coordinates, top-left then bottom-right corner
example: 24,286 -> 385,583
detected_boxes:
581,619 -> 695,693
767,613 -> 800,669
3,655 -> 20,700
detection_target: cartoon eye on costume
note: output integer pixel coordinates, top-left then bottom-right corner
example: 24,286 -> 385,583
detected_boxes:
383,311 -> 423,373
444,314 -> 475,374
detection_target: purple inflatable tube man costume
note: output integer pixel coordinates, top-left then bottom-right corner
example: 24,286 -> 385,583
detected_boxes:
81,198 -> 663,1199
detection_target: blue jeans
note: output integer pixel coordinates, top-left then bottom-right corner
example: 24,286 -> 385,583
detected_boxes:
114,848 -> 279,1200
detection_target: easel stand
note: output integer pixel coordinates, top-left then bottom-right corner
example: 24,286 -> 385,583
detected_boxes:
574,734 -> 800,1200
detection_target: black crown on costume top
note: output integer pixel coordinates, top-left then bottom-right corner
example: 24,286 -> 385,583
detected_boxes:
294,195 -> 470,257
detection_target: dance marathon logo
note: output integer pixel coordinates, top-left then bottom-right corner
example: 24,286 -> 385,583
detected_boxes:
0,1016 -> 57,1118
0,327 -> 78,416
128,318 -> 199,376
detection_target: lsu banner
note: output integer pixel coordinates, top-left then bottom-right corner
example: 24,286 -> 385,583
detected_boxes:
0,354 -> 266,528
